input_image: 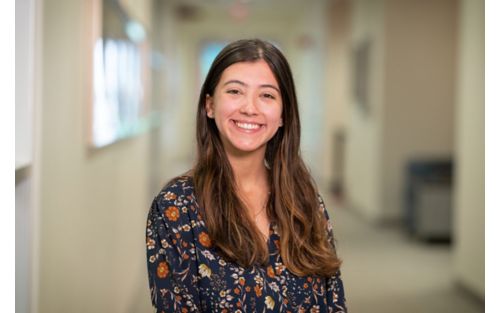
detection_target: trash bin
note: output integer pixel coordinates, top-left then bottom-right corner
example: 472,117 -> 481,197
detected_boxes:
404,159 -> 453,241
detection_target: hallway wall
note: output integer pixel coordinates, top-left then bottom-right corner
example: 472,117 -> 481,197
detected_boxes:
381,0 -> 458,220
344,0 -> 457,222
334,0 -> 484,300
36,0 -> 153,312
344,0 -> 385,221
324,0 -> 351,192
292,0 -> 330,185
453,0 -> 485,299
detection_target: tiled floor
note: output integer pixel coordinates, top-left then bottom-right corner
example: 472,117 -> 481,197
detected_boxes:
323,194 -> 484,313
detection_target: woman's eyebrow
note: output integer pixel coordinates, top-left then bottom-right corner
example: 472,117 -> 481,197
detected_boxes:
223,79 -> 247,87
223,80 -> 280,92
260,84 -> 280,93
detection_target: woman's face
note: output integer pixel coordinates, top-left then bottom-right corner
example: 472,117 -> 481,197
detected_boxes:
205,60 -> 283,157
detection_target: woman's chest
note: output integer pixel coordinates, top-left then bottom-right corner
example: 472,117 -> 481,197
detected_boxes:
194,234 -> 329,312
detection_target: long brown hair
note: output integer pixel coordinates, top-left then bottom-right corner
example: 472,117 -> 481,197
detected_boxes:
192,39 -> 341,276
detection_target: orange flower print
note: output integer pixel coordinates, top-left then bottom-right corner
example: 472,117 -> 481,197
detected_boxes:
307,276 -> 313,283
181,308 -> 188,313
163,191 -> 177,201
238,277 -> 245,286
245,286 -> 251,292
254,285 -> 263,297
275,263 -> 284,275
303,283 -> 309,289
146,237 -> 155,250
157,261 -> 169,278
165,206 -> 180,221
267,265 -> 275,278
199,232 -> 212,248
234,287 -> 240,295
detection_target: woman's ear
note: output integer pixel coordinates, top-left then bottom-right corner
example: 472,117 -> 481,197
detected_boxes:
205,94 -> 214,118
279,117 -> 283,127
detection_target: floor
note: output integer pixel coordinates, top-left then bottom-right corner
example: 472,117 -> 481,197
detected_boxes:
324,194 -> 484,313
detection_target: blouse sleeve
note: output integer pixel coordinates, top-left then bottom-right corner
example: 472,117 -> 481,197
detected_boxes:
146,195 -> 201,313
319,196 -> 348,313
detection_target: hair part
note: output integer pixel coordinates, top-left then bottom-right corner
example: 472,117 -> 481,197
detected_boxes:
192,39 -> 341,276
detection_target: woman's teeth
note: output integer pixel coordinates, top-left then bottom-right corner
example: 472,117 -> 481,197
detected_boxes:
235,122 -> 261,130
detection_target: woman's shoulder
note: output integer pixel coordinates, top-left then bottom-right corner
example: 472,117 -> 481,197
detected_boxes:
147,175 -> 204,257
149,175 -> 198,225
157,175 -> 195,201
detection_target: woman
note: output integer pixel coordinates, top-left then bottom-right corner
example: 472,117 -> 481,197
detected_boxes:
146,39 -> 347,312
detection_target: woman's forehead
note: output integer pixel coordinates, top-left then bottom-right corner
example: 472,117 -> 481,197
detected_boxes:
218,60 -> 279,89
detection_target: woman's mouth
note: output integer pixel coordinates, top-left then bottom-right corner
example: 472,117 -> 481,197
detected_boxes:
233,120 -> 263,131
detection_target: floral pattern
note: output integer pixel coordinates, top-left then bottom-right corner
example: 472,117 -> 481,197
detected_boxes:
146,176 -> 347,312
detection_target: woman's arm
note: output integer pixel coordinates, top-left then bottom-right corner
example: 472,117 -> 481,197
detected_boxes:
146,196 -> 201,312
319,196 -> 348,313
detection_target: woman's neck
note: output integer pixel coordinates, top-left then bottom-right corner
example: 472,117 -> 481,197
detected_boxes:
226,150 -> 268,193
226,150 -> 271,239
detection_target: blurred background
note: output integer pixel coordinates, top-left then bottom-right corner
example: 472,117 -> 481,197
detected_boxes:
15,0 -> 484,312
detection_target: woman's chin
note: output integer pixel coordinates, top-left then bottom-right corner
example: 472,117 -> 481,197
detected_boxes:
224,142 -> 267,156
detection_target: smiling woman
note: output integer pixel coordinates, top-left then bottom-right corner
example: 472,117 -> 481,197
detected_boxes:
146,39 -> 347,312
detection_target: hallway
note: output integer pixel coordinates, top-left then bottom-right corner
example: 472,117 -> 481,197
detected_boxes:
14,0 -> 485,312
322,192 -> 484,313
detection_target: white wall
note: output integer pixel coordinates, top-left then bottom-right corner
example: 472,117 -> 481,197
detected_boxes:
344,0 -> 457,222
149,0 -> 184,192
453,0 -> 484,299
344,0 -> 385,221
16,0 -> 35,170
16,169 -> 34,313
324,0 -> 351,190
381,0 -> 457,220
15,0 -> 42,312
36,0 -> 154,312
292,0 -> 330,185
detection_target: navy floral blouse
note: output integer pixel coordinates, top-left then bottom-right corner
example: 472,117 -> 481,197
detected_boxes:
146,176 -> 347,312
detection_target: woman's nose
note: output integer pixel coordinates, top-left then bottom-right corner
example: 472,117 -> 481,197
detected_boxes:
240,94 -> 258,115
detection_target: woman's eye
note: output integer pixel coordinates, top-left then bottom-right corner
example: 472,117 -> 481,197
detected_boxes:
262,93 -> 276,99
227,89 -> 240,95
